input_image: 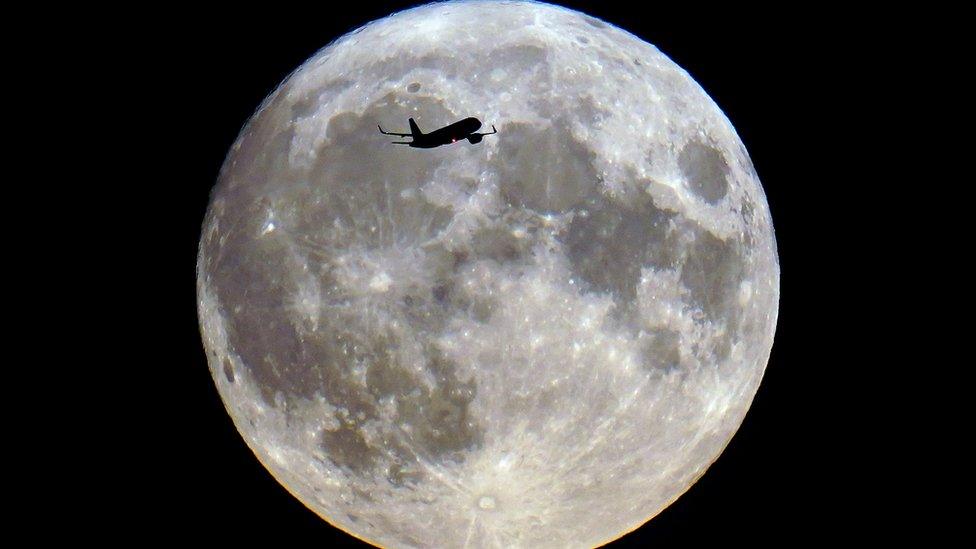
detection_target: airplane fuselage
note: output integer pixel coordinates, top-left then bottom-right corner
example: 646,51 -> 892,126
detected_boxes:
379,117 -> 496,148
410,117 -> 482,148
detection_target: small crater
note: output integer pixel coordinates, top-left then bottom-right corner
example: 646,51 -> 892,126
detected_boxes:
407,82 -> 421,93
478,495 -> 496,510
634,58 -> 642,66
222,358 -> 235,383
576,35 -> 590,44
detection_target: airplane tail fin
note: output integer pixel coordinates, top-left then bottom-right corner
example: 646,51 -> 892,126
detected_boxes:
408,118 -> 422,137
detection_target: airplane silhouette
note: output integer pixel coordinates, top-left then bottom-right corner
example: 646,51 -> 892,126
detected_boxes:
378,117 -> 497,148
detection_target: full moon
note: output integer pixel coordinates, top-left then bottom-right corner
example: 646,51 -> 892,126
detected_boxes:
197,1 -> 779,547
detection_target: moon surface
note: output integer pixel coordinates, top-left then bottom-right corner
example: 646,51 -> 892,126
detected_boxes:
197,1 -> 779,547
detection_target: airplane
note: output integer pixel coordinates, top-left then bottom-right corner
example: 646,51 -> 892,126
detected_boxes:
378,117 -> 497,148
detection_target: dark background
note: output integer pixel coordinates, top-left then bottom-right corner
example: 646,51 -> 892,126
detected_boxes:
131,1 -> 882,545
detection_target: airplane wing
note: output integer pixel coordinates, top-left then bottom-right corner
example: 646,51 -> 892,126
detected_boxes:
378,125 -> 413,137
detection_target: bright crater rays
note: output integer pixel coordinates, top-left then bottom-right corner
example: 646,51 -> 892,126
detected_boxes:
197,1 -> 780,547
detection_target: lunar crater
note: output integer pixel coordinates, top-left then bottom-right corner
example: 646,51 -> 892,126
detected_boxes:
679,139 -> 731,204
